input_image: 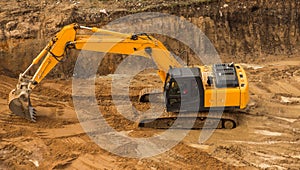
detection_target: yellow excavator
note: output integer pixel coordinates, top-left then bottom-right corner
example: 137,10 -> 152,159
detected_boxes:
8,23 -> 249,129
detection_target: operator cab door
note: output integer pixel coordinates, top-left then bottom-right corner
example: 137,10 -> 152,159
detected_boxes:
165,77 -> 203,112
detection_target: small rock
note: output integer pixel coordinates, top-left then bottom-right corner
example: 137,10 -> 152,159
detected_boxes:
99,9 -> 109,16
9,30 -> 22,38
29,159 -> 39,167
285,72 -> 292,76
219,10 -> 223,17
5,21 -> 18,31
248,101 -> 256,107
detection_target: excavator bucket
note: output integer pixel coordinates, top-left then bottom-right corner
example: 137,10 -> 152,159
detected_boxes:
8,89 -> 36,122
8,74 -> 37,122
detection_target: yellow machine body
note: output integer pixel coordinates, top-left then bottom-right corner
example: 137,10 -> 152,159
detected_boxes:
199,64 -> 249,109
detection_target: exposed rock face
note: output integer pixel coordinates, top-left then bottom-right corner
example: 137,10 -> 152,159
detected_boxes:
0,0 -> 299,77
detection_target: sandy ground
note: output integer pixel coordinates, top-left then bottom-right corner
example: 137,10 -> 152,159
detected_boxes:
0,57 -> 300,169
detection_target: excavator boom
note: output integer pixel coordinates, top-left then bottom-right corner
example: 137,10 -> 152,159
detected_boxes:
8,23 -> 182,121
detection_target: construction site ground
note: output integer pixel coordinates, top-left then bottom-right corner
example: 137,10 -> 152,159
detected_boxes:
0,55 -> 299,169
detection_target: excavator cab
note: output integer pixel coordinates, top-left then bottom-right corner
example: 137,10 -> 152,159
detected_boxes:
164,63 -> 248,113
165,67 -> 203,112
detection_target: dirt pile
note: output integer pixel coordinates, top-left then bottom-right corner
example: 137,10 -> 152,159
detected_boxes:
0,0 -> 299,77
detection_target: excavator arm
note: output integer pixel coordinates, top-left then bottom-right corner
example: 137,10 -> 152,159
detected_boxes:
8,23 -> 182,121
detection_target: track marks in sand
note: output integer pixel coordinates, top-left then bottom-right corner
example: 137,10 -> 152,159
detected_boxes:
68,154 -> 117,170
35,123 -> 85,139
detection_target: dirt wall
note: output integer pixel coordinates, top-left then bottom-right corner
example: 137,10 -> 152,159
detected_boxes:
0,0 -> 299,77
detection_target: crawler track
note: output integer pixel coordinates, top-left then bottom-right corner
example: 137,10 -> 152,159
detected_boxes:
139,111 -> 238,129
